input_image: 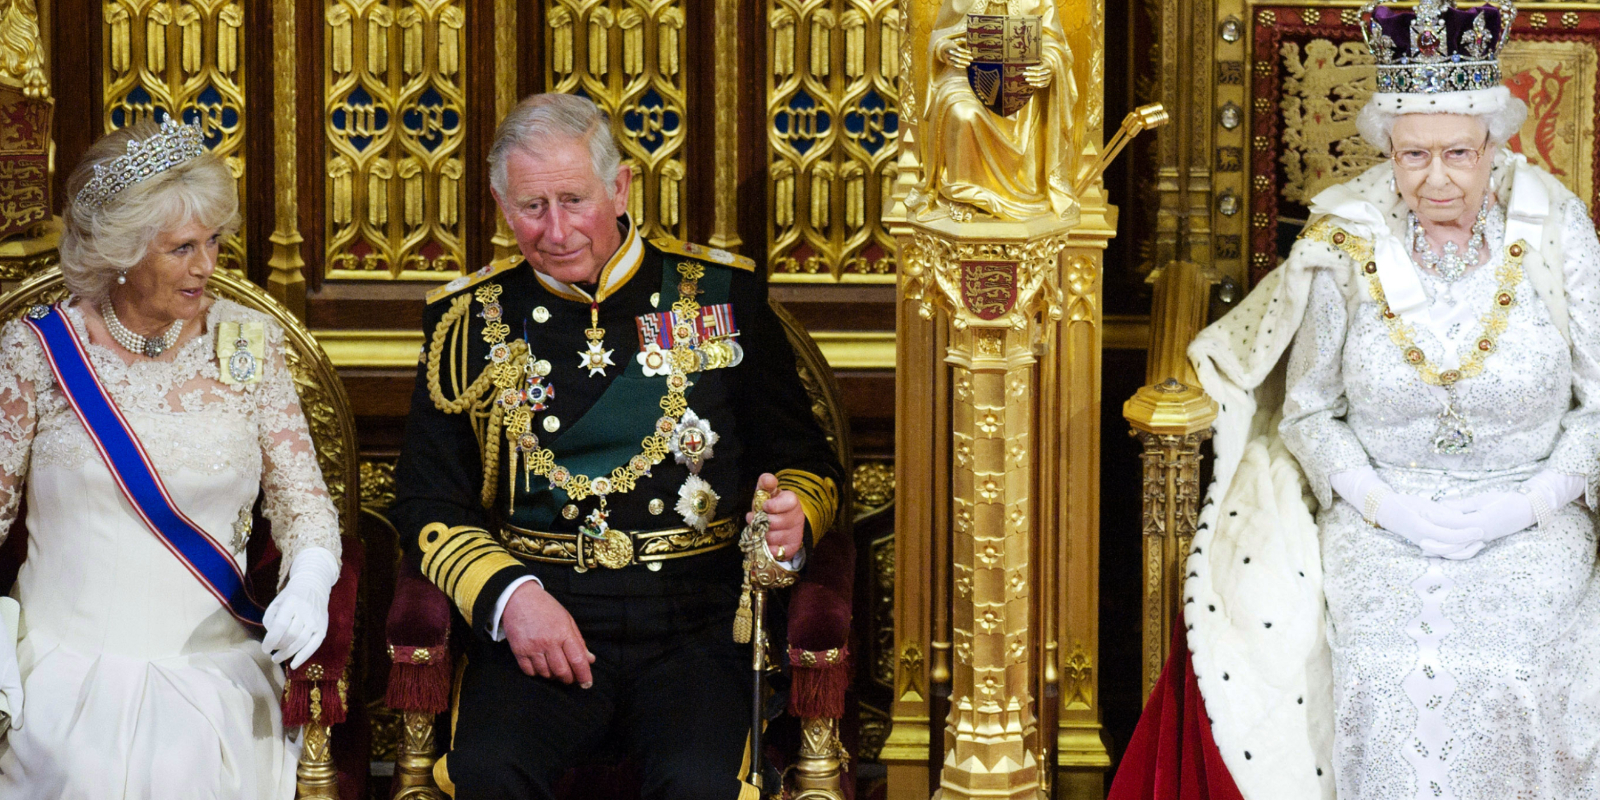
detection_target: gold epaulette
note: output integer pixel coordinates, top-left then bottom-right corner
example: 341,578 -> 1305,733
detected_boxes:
649,237 -> 756,272
425,255 -> 525,305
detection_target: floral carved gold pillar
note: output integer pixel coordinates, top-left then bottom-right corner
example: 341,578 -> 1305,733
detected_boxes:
887,1 -> 1150,796
902,215 -> 1069,799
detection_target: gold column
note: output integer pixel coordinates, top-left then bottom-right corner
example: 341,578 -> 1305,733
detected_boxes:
267,0 -> 304,317
1124,260 -> 1219,702
902,213 -> 1072,800
709,0 -> 740,251
1048,192 -> 1115,797
393,710 -> 445,800
490,0 -> 518,260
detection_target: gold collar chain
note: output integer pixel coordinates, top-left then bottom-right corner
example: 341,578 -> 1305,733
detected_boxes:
1353,235 -> 1524,389
484,259 -> 707,513
1314,222 -> 1526,455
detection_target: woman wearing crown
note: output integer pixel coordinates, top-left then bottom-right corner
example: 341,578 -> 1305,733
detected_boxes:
1110,3 -> 1600,800
0,119 -> 342,798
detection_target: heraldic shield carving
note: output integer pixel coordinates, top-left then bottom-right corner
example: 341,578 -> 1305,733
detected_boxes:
965,13 -> 1043,117
960,259 -> 1019,320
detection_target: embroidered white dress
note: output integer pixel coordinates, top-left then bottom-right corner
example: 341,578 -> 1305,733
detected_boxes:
0,298 -> 341,800
1279,200 -> 1600,799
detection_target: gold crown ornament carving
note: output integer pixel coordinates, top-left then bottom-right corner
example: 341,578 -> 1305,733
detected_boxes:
74,118 -> 207,210
1360,0 -> 1515,95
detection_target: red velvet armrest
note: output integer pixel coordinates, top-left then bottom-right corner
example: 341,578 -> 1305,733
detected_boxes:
786,525 -> 854,718
282,536 -> 364,726
383,553 -> 453,714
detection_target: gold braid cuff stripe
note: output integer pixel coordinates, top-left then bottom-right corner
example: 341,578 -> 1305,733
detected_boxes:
499,517 -> 738,571
418,522 -> 525,625
1304,220 -> 1524,386
775,468 -> 839,544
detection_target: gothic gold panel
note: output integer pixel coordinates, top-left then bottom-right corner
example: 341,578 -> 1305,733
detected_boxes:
767,0 -> 902,282
544,0 -> 686,242
324,0 -> 467,280
103,0 -> 247,272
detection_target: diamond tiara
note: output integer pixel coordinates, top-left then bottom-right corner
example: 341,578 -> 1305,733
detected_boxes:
74,118 -> 207,210
1359,0 -> 1516,95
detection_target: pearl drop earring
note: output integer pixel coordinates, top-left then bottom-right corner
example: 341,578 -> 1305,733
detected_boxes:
116,271 -> 127,285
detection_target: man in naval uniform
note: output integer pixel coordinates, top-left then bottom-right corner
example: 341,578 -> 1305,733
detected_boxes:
390,93 -> 842,800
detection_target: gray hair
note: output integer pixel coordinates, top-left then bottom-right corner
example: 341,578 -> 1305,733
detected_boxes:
488,93 -> 624,199
59,119 -> 240,305
1355,98 -> 1529,155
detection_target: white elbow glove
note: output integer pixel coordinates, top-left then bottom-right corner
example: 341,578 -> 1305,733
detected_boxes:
262,547 -> 340,669
0,597 -> 20,730
1330,466 -> 1485,559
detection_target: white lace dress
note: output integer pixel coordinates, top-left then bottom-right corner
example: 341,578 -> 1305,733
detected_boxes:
0,298 -> 341,800
1280,200 -> 1600,799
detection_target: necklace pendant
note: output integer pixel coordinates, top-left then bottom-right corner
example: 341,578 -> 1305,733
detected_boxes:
144,338 -> 166,358
227,335 -> 258,382
579,339 -> 615,377
1432,394 -> 1474,455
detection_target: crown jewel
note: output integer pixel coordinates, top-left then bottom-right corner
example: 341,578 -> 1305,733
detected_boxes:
74,118 -> 207,210
1360,1 -> 1516,95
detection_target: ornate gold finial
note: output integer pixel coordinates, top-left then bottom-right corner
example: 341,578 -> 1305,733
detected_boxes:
0,0 -> 48,99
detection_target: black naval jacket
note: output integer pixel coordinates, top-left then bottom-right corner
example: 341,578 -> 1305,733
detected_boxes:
390,218 -> 842,640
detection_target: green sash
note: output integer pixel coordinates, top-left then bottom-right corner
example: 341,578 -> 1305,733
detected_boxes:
507,255 -> 731,529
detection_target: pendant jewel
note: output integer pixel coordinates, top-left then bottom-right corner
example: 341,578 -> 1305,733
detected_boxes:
1433,386 -> 1474,455
227,334 -> 257,382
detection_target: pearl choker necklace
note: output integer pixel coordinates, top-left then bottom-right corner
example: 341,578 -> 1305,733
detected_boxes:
102,302 -> 183,358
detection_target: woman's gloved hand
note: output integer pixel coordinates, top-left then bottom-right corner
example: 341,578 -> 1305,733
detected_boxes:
1437,470 -> 1587,544
262,547 -> 340,669
1331,466 -> 1485,559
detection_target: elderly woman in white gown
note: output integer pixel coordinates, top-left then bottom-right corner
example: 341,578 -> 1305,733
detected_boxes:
1170,3 -> 1600,800
0,118 -> 341,799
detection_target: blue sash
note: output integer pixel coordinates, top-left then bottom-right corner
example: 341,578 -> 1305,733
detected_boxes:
23,304 -> 264,627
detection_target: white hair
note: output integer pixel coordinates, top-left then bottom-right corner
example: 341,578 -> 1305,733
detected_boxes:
1355,85 -> 1528,155
488,93 -> 624,199
59,119 -> 240,305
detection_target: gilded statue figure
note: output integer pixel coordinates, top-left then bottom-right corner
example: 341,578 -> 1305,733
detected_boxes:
912,0 -> 1078,222
0,0 -> 47,99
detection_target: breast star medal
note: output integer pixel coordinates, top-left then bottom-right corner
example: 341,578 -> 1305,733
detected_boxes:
579,302 -> 614,377
668,409 -> 718,473
677,474 -> 720,532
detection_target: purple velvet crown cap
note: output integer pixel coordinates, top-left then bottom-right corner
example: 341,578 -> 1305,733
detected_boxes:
1368,2 -> 1506,64
1361,1 -> 1513,94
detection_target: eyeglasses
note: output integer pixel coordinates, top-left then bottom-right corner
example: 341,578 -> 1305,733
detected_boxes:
1392,136 -> 1490,172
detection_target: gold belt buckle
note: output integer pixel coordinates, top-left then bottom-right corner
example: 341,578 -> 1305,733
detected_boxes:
587,528 -> 635,570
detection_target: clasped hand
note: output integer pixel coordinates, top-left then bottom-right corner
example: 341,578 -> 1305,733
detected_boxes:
1334,467 -> 1537,559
